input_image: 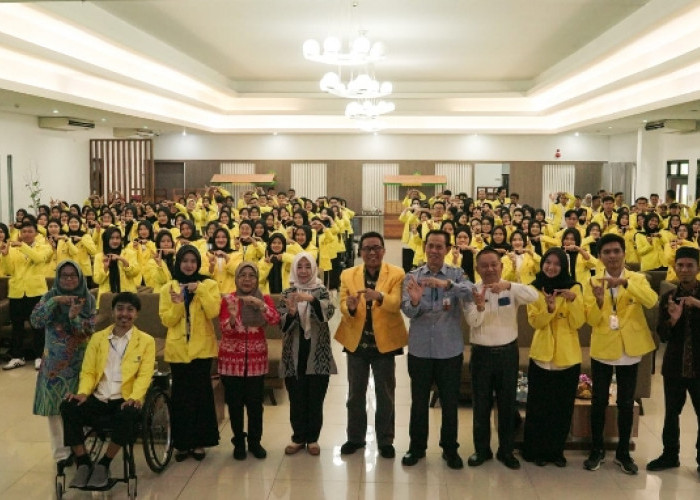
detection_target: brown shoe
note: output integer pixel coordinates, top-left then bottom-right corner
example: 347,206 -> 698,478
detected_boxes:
284,442 -> 305,455
307,442 -> 321,455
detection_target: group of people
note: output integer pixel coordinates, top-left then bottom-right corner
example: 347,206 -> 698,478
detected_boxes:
1,182 -> 699,489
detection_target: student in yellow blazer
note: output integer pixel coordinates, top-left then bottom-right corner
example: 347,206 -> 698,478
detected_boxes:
145,230 -> 177,293
310,216 -> 339,285
335,232 -> 408,457
258,233 -> 291,294
582,233 -> 658,475
548,192 -> 575,229
635,212 -> 666,271
129,221 -> 157,288
522,248 -> 585,466
0,220 -> 53,369
93,227 -> 141,308
501,231 -> 541,285
663,224 -> 699,281
399,204 -> 420,273
206,228 -> 241,294
60,215 -> 97,286
286,225 -> 319,263
60,292 -> 155,489
159,245 -> 220,460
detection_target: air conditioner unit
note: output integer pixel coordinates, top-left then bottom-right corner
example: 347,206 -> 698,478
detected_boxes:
38,117 -> 96,131
113,127 -> 159,138
644,119 -> 697,133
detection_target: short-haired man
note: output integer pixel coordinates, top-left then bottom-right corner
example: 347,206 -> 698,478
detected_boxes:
647,247 -> 700,474
583,234 -> 658,474
401,230 -> 475,469
60,292 -> 155,489
465,247 -> 538,469
336,232 -> 408,459
592,196 -> 617,233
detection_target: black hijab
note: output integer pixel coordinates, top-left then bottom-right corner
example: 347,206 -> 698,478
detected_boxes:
65,215 -> 85,238
266,233 -> 287,294
179,219 -> 201,242
155,229 -> 176,274
561,228 -> 581,281
531,247 -> 579,294
102,226 -> 123,293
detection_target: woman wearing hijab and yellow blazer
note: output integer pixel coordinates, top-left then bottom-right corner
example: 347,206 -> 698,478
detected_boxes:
93,227 -> 140,308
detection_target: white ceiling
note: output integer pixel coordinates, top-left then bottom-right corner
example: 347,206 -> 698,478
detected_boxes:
2,0 -> 700,135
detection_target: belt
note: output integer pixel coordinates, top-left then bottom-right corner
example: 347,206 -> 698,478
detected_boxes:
471,340 -> 517,351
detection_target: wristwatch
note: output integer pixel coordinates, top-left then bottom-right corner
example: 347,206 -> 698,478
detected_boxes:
446,279 -> 453,290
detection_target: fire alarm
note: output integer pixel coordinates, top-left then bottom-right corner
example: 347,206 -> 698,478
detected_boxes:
555,148 -> 561,158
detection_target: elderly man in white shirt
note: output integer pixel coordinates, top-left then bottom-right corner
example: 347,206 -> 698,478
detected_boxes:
465,247 -> 538,470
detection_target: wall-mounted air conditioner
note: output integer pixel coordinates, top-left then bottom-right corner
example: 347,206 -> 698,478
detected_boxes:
644,119 -> 696,133
113,127 -> 159,138
38,117 -> 96,131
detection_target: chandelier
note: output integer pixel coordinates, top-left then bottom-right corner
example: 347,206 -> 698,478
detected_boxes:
303,32 -> 385,66
345,100 -> 395,119
320,72 -> 392,99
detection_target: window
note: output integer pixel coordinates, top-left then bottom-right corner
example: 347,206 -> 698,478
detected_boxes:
667,160 -> 689,203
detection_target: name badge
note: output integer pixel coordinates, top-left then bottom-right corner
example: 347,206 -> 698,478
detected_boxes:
498,296 -> 511,307
609,314 -> 619,330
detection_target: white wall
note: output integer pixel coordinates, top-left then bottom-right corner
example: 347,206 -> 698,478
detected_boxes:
154,132 -> 610,162
474,163 -> 505,190
0,112 -> 110,221
608,132 -> 638,162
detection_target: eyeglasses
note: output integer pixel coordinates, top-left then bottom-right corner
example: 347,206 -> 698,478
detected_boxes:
361,245 -> 384,253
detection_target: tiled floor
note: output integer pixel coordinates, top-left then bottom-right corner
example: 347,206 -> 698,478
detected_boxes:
1,239 -> 699,499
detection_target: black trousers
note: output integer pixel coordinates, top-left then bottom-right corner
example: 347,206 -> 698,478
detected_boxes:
329,257 -> 342,290
346,353 -> 396,447
661,376 -> 700,463
170,359 -> 220,450
285,374 -> 329,444
522,360 -> 579,462
9,296 -> 43,359
407,353 -> 463,453
221,375 -> 264,444
61,397 -> 140,448
470,341 -> 519,456
401,248 -> 415,273
590,359 -> 638,455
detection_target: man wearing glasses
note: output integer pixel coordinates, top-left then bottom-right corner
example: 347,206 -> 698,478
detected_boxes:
401,229 -> 475,469
336,232 -> 408,459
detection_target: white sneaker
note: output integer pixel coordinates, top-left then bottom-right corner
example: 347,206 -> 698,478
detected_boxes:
2,358 -> 26,370
35,358 -> 41,370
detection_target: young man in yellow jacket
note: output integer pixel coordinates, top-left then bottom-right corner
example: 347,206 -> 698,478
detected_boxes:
583,233 -> 658,475
1,220 -> 52,370
60,292 -> 155,490
335,231 -> 408,460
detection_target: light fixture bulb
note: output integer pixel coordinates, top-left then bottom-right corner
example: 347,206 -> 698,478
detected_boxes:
323,36 -> 341,54
303,39 -> 320,58
351,35 -> 371,55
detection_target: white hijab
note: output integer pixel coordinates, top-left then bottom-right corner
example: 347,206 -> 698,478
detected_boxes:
289,252 -> 323,336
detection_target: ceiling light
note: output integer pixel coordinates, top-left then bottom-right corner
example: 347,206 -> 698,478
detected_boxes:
182,129 -> 187,136
52,109 -> 59,114
100,118 -> 107,122
574,132 -> 580,136
303,32 -> 385,66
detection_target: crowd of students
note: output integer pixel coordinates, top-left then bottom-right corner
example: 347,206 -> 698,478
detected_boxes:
1,182 -> 699,482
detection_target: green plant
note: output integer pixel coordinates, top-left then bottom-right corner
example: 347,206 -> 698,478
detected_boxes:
25,169 -> 42,214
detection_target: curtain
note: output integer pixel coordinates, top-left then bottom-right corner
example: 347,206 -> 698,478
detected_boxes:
542,164 -> 575,216
362,163 -> 399,212
290,162 -> 327,201
220,162 -> 256,203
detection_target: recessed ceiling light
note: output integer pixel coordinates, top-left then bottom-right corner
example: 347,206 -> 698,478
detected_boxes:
52,109 -> 59,114
608,126 -> 613,129
101,118 -> 107,122
642,119 -> 648,123
142,125 -> 149,129
272,132 -> 278,136
574,132 -> 580,136
181,129 -> 187,136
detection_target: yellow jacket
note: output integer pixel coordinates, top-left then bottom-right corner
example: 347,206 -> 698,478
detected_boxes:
528,287 -> 585,366
144,259 -> 172,294
159,278 -> 220,363
634,232 -> 664,271
0,242 -> 52,298
93,249 -> 141,305
501,252 -> 541,285
258,257 -> 291,294
208,252 -> 242,294
335,262 -> 408,353
78,326 -> 155,403
584,270 -> 658,360
61,234 -> 98,278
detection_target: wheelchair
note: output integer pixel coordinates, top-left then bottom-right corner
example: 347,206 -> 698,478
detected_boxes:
55,371 -> 174,499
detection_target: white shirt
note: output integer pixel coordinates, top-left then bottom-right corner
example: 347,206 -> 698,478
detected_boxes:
465,281 -> 539,346
593,271 -> 641,366
94,328 -> 133,402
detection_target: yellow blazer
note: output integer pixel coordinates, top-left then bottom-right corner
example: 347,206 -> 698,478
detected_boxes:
634,232 -> 664,271
93,249 -> 141,306
0,242 -> 52,298
335,262 -> 408,353
528,287 -> 585,367
584,270 -> 658,360
501,252 -> 541,285
258,257 -> 291,294
77,326 -> 155,403
61,234 -> 98,278
159,278 -> 220,363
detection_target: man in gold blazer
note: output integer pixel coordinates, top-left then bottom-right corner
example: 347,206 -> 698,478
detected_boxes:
61,292 -> 155,490
335,231 -> 408,459
583,233 -> 658,475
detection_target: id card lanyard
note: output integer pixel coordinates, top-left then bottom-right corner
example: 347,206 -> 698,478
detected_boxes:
609,287 -> 620,330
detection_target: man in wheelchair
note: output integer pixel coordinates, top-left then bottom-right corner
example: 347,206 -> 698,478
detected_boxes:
60,292 -> 155,490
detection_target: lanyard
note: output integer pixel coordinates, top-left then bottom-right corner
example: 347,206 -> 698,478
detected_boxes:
109,337 -> 128,359
609,287 -> 617,314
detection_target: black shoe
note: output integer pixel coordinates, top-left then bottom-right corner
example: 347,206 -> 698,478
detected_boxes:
553,456 -> 567,468
233,444 -> 247,460
583,449 -> 605,471
496,451 -> 521,470
442,451 -> 464,470
467,452 -> 493,467
379,445 -> 395,459
614,455 -> 638,475
190,449 -> 206,461
646,454 -> 680,471
340,441 -> 366,455
535,460 -> 548,467
401,449 -> 425,466
174,450 -> 189,462
248,442 -> 267,459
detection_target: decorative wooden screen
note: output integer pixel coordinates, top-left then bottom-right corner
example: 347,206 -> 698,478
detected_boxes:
89,139 -> 154,202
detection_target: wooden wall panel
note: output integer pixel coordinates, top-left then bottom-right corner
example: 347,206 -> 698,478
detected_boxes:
509,162 -> 544,208
574,162 -> 604,198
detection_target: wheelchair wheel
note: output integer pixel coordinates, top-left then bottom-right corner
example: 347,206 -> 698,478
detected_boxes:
55,477 -> 64,499
85,431 -> 105,464
142,389 -> 173,473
